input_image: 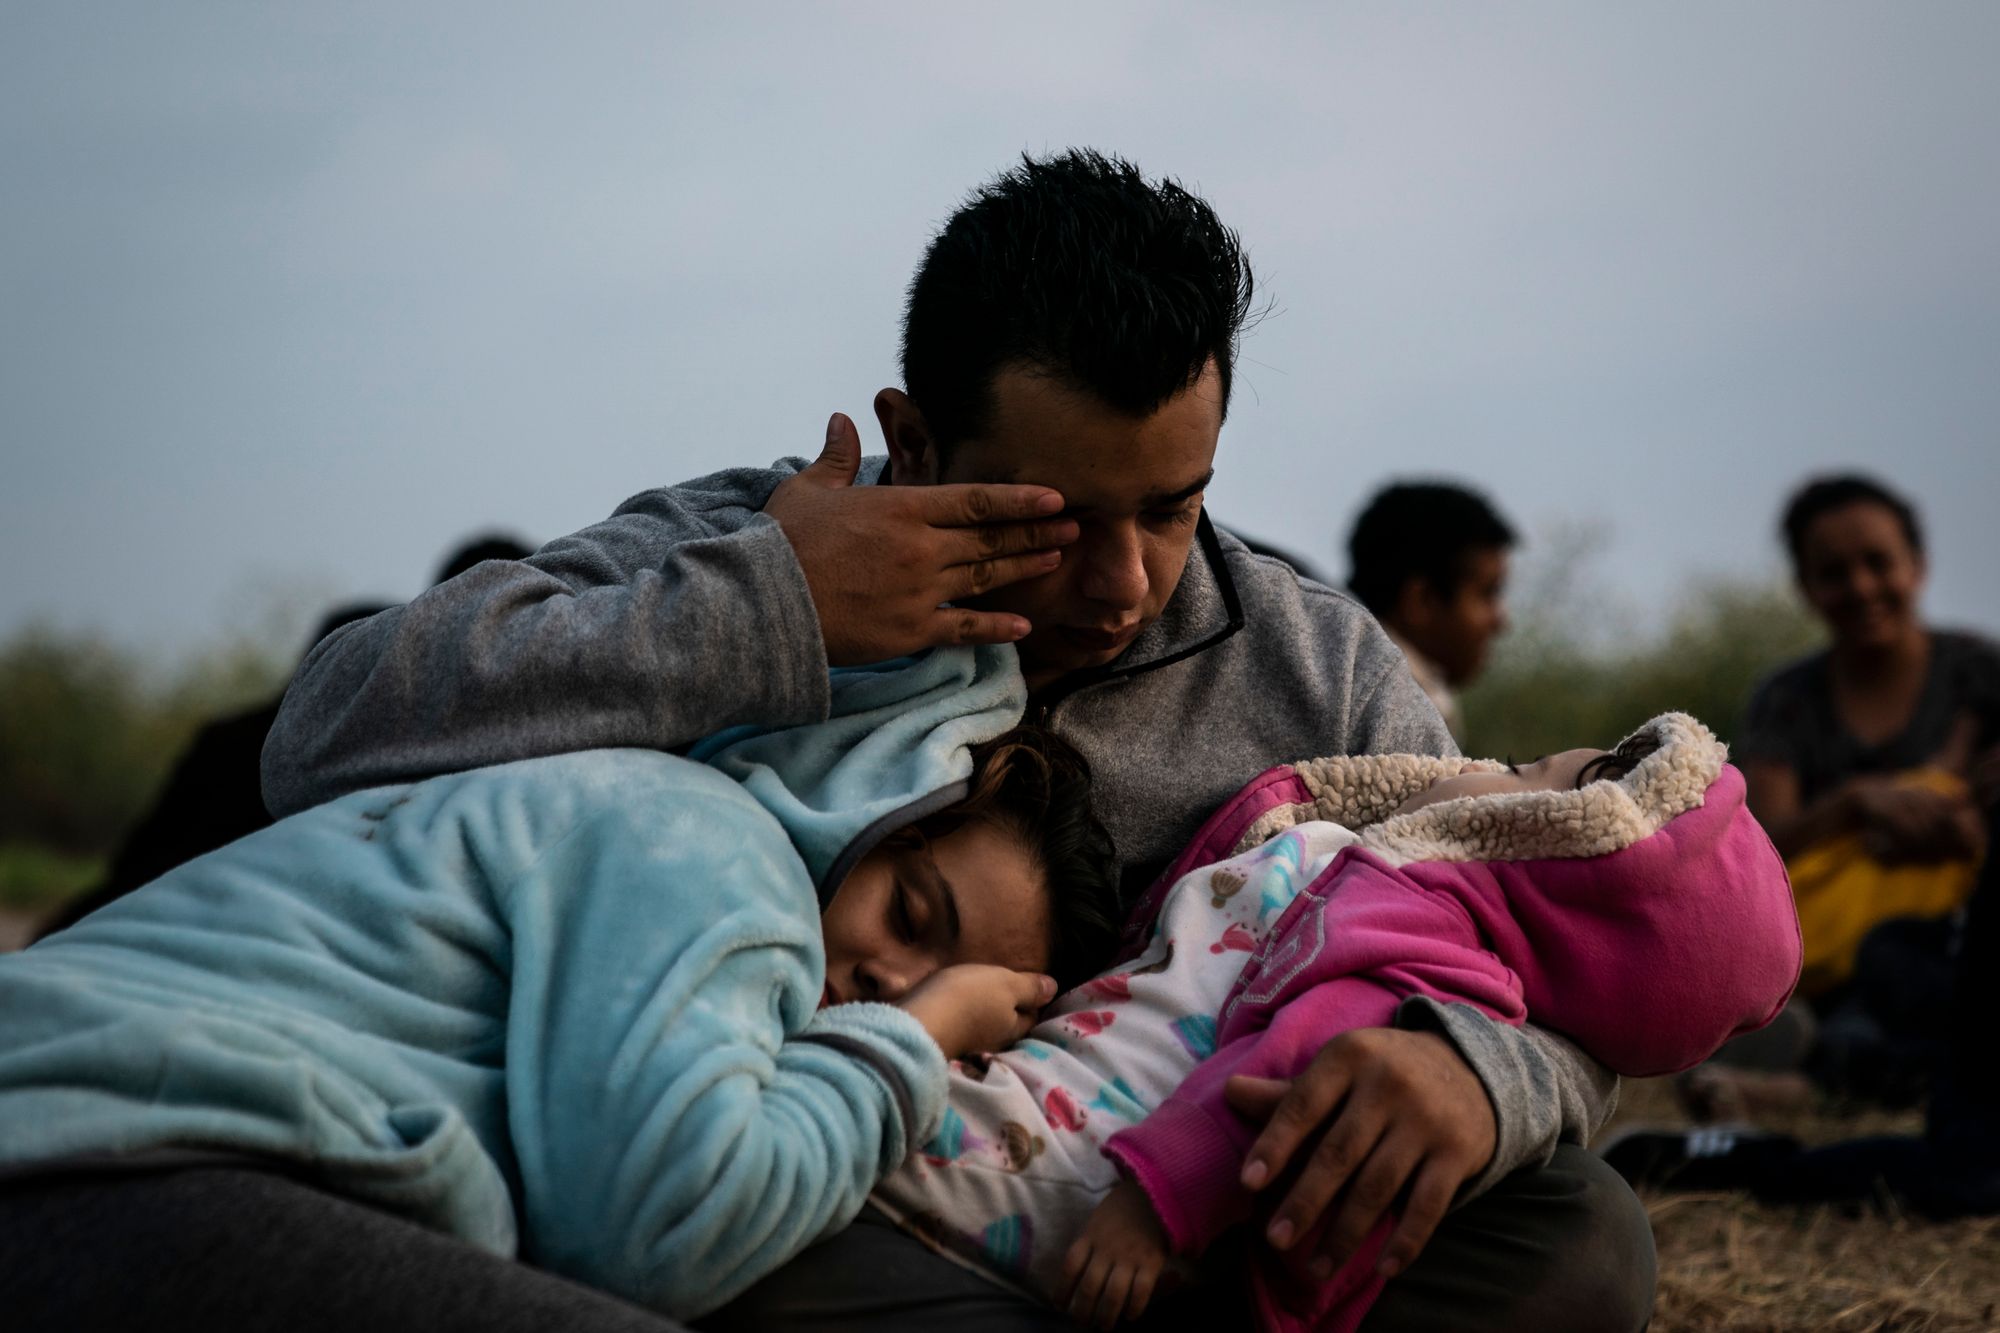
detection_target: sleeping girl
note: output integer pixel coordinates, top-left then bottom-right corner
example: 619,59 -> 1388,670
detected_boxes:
869,712 -> 1803,1332
0,645 -> 1124,1323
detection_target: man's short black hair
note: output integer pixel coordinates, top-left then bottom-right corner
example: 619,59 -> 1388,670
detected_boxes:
1780,474 -> 1924,569
901,149 -> 1256,452
1346,482 -> 1517,616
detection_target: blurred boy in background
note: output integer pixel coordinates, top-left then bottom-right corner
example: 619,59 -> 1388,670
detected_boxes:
1346,482 -> 1517,739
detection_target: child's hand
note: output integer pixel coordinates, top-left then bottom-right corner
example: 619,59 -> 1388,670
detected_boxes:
1063,1179 -> 1171,1329
897,964 -> 1054,1059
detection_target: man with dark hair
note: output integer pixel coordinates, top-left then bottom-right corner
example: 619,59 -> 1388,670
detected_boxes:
259,151 -> 1649,1331
1347,481 -> 1517,737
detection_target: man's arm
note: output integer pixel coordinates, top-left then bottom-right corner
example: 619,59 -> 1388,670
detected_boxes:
262,415 -> 1076,816
1226,654 -> 1620,1277
1397,998 -> 1620,1190
262,467 -> 828,816
1344,654 -> 1622,1152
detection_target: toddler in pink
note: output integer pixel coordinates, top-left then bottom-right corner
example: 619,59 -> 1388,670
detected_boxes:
871,713 -> 1802,1330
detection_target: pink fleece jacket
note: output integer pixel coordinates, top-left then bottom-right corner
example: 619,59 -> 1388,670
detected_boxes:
1105,761 -> 1800,1333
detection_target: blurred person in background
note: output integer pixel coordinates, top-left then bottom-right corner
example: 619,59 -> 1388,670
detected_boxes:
1722,476 -> 1999,1108
34,533 -> 532,939
1345,482 -> 1517,739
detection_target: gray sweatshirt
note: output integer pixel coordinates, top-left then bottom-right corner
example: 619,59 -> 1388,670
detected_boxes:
263,457 -> 1616,1193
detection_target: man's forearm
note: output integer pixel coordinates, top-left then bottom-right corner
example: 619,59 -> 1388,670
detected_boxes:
262,506 -> 829,816
1395,998 -> 1619,1199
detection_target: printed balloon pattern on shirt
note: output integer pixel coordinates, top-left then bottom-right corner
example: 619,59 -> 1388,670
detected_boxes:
870,820 -> 1363,1307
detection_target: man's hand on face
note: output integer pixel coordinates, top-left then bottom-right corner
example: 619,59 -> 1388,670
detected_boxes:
762,413 -> 1079,667
1223,1028 -> 1496,1283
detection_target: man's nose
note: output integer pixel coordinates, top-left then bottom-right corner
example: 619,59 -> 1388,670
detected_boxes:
1079,522 -> 1148,609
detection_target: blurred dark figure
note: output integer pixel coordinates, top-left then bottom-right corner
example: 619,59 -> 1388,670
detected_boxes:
36,534 -> 535,940
435,533 -> 534,585
35,603 -> 389,937
1346,481 -> 1516,738
1229,532 -> 1331,585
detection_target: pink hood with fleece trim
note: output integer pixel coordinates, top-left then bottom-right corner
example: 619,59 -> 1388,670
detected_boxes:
1395,762 -> 1799,1075
1125,712 -> 1803,1077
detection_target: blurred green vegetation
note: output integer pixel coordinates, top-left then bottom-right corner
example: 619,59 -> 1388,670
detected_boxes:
0,551 -> 1827,918
1461,527 -> 1824,759
0,843 -> 102,911
0,625 -> 290,909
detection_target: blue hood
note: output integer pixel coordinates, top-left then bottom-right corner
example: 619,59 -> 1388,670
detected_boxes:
690,644 -> 1028,895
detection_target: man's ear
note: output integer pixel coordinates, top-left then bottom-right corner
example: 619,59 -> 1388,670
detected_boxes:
1390,574 -> 1438,638
874,388 -> 942,485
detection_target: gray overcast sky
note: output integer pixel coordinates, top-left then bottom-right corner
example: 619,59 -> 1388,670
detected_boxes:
4,3 -> 1996,659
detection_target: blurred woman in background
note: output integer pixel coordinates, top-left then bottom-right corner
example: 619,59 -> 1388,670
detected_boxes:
1719,474 -> 1995,1106
1617,476 -> 2000,1218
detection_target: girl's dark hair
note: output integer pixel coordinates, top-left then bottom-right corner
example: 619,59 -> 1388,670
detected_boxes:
1780,474 -> 1924,569
1575,730 -> 1666,788
902,149 -> 1257,456
891,726 -> 1122,990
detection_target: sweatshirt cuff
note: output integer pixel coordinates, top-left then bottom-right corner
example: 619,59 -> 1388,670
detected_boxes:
800,1001 -> 949,1157
1393,996 -> 1615,1201
1104,1098 -> 1253,1255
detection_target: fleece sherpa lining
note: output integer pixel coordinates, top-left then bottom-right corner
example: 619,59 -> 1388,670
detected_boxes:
1232,712 -> 1728,868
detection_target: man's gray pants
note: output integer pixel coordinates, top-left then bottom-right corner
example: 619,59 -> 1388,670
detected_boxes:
708,1143 -> 1653,1332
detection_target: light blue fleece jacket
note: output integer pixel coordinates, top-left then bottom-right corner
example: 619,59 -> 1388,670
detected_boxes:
0,645 -> 1026,1319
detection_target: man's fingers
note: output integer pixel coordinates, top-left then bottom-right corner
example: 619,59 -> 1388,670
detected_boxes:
1224,1074 -> 1291,1123
804,412 -> 864,486
1241,1064 -> 1351,1191
1377,1157 -> 1458,1279
1265,1099 -> 1386,1251
944,549 -> 1063,601
1063,1236 -> 1092,1285
1091,1266 -> 1133,1330
920,481 -> 1066,526
1314,1132 -> 1422,1272
941,516 -> 1080,564
928,607 -> 1033,647
1124,1267 -> 1158,1324
1066,1253 -> 1107,1322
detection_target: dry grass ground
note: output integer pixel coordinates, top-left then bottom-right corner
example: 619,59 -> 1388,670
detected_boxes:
1608,1077 -> 1999,1332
